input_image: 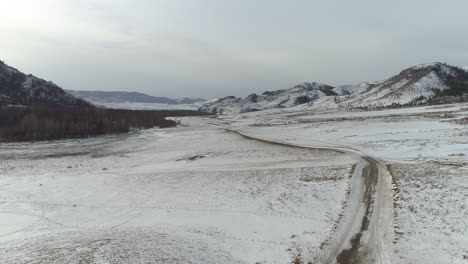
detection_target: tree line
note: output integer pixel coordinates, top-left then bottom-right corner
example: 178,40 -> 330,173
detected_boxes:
0,105 -> 208,142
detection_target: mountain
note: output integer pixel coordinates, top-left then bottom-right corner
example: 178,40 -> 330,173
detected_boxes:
0,60 -> 88,107
342,62 -> 468,108
200,62 -> 468,114
68,90 -> 205,105
199,82 -> 338,114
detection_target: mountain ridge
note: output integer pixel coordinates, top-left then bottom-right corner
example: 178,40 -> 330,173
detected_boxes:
200,62 -> 468,114
200,82 -> 338,114
67,90 -> 205,105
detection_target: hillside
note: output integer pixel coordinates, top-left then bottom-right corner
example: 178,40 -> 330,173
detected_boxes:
342,62 -> 468,108
0,60 -> 88,106
200,62 -> 468,114
68,90 -> 205,105
199,82 -> 338,114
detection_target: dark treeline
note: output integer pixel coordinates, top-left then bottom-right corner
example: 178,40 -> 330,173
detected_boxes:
0,105 -> 208,142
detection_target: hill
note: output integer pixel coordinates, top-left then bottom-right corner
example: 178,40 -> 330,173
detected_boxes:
0,60 -> 88,106
342,62 -> 468,108
199,82 -> 338,114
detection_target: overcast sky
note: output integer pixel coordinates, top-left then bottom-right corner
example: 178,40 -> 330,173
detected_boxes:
1,0 -> 467,99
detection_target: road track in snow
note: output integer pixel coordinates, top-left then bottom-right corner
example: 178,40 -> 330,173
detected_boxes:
225,127 -> 392,264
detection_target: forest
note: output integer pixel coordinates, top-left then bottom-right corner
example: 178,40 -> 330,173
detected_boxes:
0,105 -> 208,142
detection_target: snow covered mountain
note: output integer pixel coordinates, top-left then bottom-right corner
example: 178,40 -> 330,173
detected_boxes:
67,90 -> 205,105
0,60 -> 88,106
200,62 -> 468,114
199,82 -> 338,114
342,62 -> 468,108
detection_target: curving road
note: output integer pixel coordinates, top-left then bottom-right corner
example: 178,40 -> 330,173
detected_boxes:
226,127 -> 392,264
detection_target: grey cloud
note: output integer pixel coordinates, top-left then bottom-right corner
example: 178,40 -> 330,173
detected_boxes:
1,0 -> 467,98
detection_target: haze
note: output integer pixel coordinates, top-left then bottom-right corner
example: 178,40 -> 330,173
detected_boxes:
1,0 -> 467,98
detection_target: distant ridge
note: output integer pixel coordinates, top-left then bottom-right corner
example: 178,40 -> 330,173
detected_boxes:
67,90 -> 205,105
200,62 -> 468,114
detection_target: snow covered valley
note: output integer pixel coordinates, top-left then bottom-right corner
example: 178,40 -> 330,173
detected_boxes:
0,118 -> 356,263
1,103 -> 467,263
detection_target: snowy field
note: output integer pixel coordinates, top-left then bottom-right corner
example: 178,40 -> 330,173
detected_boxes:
225,102 -> 468,263
1,103 -> 467,263
0,118 -> 357,263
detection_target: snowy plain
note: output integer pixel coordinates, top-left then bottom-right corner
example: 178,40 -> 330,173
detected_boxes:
0,118 -> 357,263
1,102 -> 467,263
225,102 -> 468,263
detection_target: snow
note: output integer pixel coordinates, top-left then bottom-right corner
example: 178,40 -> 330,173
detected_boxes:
333,83 -> 370,96
222,102 -> 468,263
412,62 -> 444,69
199,82 -> 337,114
343,71 -> 448,108
201,62 -> 467,114
231,103 -> 468,160
388,161 -> 468,264
0,61 -> 83,106
1,82 -> 467,263
0,118 -> 357,263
